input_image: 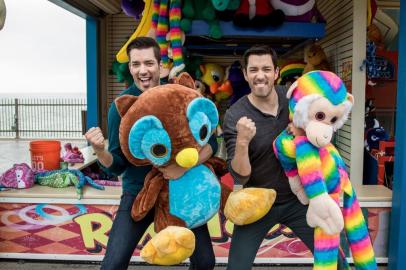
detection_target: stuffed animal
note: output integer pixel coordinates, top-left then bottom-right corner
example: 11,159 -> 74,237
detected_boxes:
0,163 -> 34,190
365,98 -> 379,130
181,0 -> 222,39
303,44 -> 330,74
121,0 -> 145,19
62,143 -> 85,164
270,0 -> 325,22
200,63 -> 226,98
277,61 -> 305,87
111,60 -> 134,86
212,0 -> 240,21
35,169 -> 104,199
365,127 -> 389,152
233,0 -> 284,27
226,61 -> 251,105
183,53 -> 203,80
273,71 -> 377,270
150,0 -> 185,79
116,73 -> 232,265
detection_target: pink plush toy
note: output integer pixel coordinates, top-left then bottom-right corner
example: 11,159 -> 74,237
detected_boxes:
0,163 -> 35,189
270,0 -> 325,22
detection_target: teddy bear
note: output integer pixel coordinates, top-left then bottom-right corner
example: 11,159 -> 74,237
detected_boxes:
303,44 -> 330,74
273,71 -> 377,270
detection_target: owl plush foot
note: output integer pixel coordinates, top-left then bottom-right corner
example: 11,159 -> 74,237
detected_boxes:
224,188 -> 277,225
140,226 -> 195,265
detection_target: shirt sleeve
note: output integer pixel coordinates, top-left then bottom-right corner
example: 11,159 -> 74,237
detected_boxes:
223,109 -> 250,185
98,102 -> 129,176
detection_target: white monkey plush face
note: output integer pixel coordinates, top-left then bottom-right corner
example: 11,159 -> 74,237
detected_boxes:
287,71 -> 354,148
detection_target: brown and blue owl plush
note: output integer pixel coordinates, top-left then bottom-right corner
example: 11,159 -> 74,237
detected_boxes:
115,73 -> 231,265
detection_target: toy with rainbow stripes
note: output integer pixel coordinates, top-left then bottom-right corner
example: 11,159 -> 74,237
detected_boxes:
273,71 -> 377,270
151,0 -> 185,78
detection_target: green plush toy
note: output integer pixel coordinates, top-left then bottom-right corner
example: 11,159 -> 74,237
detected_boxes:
111,60 -> 134,86
180,0 -> 222,39
183,52 -> 203,79
211,0 -> 240,21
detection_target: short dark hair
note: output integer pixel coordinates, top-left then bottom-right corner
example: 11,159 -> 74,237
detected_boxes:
243,45 -> 278,70
126,36 -> 161,63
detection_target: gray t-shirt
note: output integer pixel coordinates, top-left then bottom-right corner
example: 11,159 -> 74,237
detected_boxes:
223,85 -> 295,204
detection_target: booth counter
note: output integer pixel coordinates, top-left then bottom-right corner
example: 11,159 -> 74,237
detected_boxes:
0,147 -> 392,264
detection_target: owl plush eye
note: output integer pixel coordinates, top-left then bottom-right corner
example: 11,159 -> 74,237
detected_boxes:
186,97 -> 219,146
128,115 -> 172,166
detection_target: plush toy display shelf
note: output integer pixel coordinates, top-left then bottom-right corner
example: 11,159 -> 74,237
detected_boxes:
184,20 -> 325,55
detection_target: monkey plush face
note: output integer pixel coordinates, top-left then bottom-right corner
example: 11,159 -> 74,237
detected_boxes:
287,71 -> 354,147
115,82 -> 218,168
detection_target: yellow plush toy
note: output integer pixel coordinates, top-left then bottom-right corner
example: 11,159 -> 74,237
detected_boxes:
224,187 -> 276,225
303,44 -> 330,74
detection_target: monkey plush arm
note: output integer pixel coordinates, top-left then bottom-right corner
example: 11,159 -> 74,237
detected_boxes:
273,130 -> 308,205
294,136 -> 344,235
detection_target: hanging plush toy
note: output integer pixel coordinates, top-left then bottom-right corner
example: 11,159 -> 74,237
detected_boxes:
150,0 -> 185,79
270,0 -> 325,22
233,0 -> 284,27
211,0 -> 240,21
181,0 -> 222,39
273,71 -> 377,270
121,0 -> 145,20
116,73 -> 231,265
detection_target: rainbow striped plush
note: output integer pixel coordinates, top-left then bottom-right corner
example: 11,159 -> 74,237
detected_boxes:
288,70 -> 348,121
273,70 -> 377,270
151,0 -> 183,70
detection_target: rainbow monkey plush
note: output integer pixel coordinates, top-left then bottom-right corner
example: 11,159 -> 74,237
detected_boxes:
273,71 -> 377,270
150,0 -> 185,79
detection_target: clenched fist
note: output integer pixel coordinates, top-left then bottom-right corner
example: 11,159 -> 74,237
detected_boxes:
85,127 -> 106,153
236,117 -> 256,144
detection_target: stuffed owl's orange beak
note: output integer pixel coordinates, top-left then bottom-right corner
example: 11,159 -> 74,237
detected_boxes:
175,148 -> 199,168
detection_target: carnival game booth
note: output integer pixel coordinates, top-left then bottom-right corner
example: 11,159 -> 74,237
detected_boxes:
0,145 -> 392,263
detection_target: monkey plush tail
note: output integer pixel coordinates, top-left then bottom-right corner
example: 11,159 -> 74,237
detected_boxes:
341,177 -> 377,270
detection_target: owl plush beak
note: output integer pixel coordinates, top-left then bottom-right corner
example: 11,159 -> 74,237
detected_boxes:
175,148 -> 199,168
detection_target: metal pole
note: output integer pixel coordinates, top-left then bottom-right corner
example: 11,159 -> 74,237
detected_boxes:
14,98 -> 19,139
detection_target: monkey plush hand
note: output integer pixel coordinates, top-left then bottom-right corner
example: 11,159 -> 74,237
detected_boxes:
273,71 -> 377,270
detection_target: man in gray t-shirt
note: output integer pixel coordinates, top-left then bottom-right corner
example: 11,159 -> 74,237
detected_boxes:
223,45 -> 315,270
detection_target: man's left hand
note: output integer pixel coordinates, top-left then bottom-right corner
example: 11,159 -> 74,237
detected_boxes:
158,163 -> 188,180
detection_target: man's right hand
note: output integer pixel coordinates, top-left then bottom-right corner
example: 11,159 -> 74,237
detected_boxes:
85,127 -> 106,153
236,117 -> 256,144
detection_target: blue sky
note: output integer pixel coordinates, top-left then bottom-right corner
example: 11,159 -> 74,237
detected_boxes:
0,0 -> 86,96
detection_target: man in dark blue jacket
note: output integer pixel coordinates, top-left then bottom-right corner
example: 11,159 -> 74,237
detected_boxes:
85,37 -> 218,270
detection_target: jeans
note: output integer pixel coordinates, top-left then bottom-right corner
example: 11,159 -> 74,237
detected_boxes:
101,192 -> 215,270
226,198 -> 314,270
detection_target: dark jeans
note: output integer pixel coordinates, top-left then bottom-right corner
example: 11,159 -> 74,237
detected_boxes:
101,192 -> 215,270
226,198 -> 314,270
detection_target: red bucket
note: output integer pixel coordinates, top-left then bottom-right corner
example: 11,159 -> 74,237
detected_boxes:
30,140 -> 61,171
